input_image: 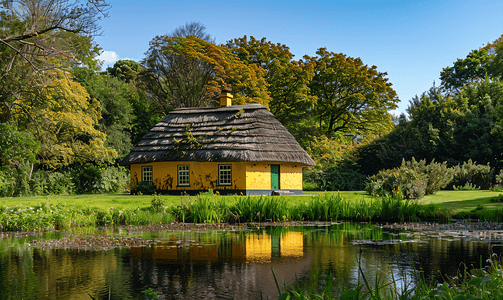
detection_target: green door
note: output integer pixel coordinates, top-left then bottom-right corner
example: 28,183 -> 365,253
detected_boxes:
271,164 -> 280,190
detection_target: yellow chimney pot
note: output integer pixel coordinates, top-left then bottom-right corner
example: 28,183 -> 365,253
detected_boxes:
219,90 -> 233,107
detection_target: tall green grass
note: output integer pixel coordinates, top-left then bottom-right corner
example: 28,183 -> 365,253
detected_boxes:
268,256 -> 503,300
0,191 -> 446,231
170,191 -> 429,224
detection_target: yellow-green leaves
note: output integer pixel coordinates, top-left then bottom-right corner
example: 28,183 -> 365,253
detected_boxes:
305,48 -> 399,138
13,74 -> 117,168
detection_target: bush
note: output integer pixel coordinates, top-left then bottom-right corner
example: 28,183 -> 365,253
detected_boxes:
447,159 -> 492,190
98,166 -> 129,194
401,158 -> 454,195
303,166 -> 366,191
0,168 -> 15,197
365,167 -> 427,199
132,180 -> 156,195
73,164 -> 102,194
30,169 -> 75,195
320,167 -> 366,191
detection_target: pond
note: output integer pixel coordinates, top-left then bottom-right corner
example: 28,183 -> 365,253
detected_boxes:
1,222 -> 502,299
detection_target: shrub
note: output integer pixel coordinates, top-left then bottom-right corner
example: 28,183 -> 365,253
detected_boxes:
320,167 -> 366,191
447,159 -> 492,190
98,166 -> 129,194
73,164 -> 102,194
365,167 -> 427,199
401,158 -> 454,195
30,169 -> 75,195
132,180 -> 156,195
303,165 -> 366,191
150,194 -> 165,212
0,168 -> 15,197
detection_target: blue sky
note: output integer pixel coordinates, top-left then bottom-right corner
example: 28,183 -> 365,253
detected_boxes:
94,0 -> 503,115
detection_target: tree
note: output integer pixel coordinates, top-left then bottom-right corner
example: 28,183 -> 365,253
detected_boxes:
12,72 -> 116,168
304,48 -> 398,138
440,49 -> 494,93
106,59 -> 143,83
440,34 -> 503,93
0,0 -> 109,126
226,36 -> 315,128
106,60 -> 163,145
0,0 -> 109,77
141,35 -> 270,113
170,21 -> 214,43
356,81 -> 503,176
74,67 -> 135,158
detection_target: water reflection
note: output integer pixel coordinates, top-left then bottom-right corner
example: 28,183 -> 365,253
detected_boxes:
1,223 -> 502,299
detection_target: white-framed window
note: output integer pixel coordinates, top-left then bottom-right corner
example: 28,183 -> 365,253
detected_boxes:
178,165 -> 190,186
218,164 -> 232,186
142,166 -> 153,183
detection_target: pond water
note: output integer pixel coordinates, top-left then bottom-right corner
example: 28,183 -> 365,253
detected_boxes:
1,222 -> 502,299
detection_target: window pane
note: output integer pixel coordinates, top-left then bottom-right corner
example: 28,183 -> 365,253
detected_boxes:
178,165 -> 190,186
142,166 -> 153,183
219,165 -> 232,185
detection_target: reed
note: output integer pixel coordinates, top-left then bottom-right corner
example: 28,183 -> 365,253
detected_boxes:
167,192 -> 427,224
268,255 -> 503,300
0,192 -> 450,232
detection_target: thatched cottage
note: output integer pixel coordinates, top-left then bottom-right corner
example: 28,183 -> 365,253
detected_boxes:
120,91 -> 315,195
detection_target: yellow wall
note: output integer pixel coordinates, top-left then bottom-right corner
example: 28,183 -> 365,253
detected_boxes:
245,162 -> 303,190
130,161 -> 304,192
130,161 -> 247,192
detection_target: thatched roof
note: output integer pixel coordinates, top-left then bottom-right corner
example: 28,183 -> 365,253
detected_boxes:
120,104 -> 315,166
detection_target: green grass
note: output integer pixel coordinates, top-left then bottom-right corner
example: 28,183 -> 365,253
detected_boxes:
420,190 -> 503,210
269,256 -> 503,300
2,190 -> 503,232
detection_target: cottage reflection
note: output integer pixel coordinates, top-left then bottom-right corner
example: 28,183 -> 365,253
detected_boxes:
130,231 -> 304,263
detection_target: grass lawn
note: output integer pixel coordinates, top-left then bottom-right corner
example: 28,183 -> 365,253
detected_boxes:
419,190 -> 503,212
0,190 -> 501,214
0,190 -> 373,209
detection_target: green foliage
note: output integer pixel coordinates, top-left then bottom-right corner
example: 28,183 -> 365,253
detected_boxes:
73,165 -> 102,194
441,34 -> 503,93
30,169 -> 75,195
150,194 -> 165,213
401,158 -> 454,195
142,35 -> 271,112
304,48 -> 399,138
74,70 -> 135,159
365,167 -> 427,199
357,80 -> 503,178
107,60 -> 144,83
141,288 -> 159,300
97,166 -> 129,193
226,36 -> 315,129
0,123 -> 40,167
132,181 -> 156,195
270,256 -> 503,300
448,159 -> 493,190
168,192 -> 422,224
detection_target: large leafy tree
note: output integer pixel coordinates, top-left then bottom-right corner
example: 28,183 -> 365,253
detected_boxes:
0,0 -> 109,76
0,0 -> 108,121
356,80 -> 503,176
106,60 -> 163,145
12,72 -> 116,168
440,34 -> 503,93
141,35 -> 270,113
304,48 -> 399,138
74,67 -> 135,158
226,36 -> 315,128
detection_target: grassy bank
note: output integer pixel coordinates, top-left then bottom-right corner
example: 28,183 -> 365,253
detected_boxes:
1,190 -> 503,232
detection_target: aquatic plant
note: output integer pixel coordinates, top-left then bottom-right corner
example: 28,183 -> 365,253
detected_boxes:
268,255 -> 503,300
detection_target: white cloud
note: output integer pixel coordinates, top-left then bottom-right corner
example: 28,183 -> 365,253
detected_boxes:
97,50 -> 119,64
